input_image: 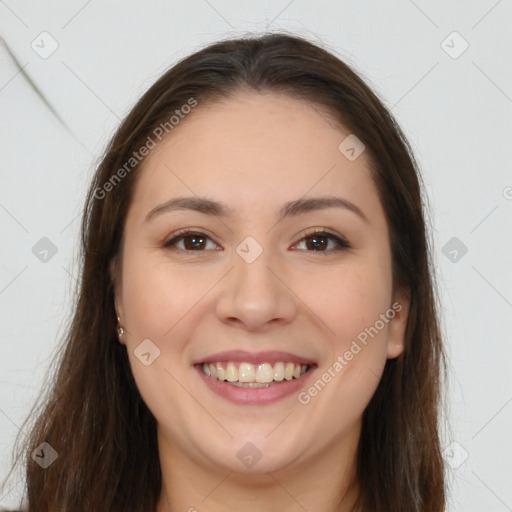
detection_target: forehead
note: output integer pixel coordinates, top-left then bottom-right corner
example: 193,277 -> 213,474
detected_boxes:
128,91 -> 384,226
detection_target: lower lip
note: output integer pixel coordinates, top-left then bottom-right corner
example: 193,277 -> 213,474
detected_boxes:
194,364 -> 317,405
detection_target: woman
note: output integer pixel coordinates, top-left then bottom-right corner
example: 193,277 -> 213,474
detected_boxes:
1,32 -> 448,512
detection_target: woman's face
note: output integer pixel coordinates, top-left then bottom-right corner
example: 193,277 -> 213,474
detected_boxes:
112,91 -> 409,475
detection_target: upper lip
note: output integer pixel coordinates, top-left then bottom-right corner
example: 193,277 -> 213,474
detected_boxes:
193,350 -> 317,366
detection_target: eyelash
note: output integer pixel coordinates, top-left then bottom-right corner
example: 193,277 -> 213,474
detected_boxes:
162,227 -> 351,255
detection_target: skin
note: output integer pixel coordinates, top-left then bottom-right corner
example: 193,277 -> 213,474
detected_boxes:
110,90 -> 410,512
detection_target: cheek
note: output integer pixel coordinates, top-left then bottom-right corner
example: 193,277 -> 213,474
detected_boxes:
300,258 -> 392,394
119,250 -> 201,430
303,259 -> 392,341
120,248 -> 201,341
299,262 -> 392,419
119,249 -> 221,394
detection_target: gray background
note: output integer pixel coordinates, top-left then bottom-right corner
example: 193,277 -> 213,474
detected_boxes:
1,1 -> 511,510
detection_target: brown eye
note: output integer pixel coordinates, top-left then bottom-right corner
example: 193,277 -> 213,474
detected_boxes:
163,231 -> 218,251
163,228 -> 350,254
293,230 -> 351,254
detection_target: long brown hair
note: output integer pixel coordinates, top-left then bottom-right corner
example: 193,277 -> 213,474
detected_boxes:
1,31 -> 448,512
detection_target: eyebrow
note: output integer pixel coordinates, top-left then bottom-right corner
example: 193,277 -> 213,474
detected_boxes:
145,195 -> 370,224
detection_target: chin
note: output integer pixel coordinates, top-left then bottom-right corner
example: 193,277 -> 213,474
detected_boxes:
201,434 -> 304,475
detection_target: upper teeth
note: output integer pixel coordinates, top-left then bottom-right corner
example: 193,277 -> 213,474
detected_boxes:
202,361 -> 308,383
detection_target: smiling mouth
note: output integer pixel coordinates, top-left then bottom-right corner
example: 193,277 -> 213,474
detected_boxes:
196,361 -> 315,388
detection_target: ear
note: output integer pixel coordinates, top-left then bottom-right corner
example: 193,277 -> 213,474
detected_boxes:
385,288 -> 410,359
109,256 -> 124,320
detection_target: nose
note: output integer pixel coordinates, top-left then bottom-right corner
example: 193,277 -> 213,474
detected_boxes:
214,243 -> 298,332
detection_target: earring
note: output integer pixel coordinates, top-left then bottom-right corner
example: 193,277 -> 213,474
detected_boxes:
116,316 -> 124,337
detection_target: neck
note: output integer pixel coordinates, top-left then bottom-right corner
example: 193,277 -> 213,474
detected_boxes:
155,423 -> 361,512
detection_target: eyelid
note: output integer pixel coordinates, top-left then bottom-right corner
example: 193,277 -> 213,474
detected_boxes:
295,226 -> 350,245
163,228 -> 220,250
291,227 -> 351,253
163,226 -> 351,252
